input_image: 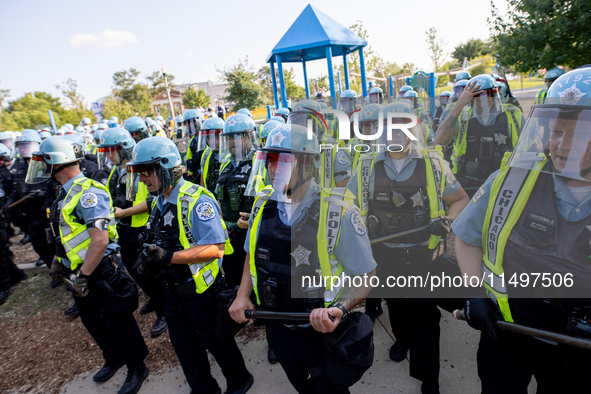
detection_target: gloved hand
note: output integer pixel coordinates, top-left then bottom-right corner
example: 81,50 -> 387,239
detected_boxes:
50,258 -> 68,283
71,277 -> 89,298
137,244 -> 174,270
464,297 -> 503,340
1,202 -> 12,213
428,216 -> 452,237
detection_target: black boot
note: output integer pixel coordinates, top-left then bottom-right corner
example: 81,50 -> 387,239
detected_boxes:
64,304 -> 79,317
224,373 -> 253,394
118,363 -> 149,394
35,258 -> 45,267
93,360 -> 125,383
267,345 -> 278,364
19,234 -> 30,244
150,316 -> 168,338
139,300 -> 156,315
0,290 -> 11,306
389,342 -> 409,362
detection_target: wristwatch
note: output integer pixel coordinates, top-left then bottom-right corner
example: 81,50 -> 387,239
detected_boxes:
330,302 -> 349,323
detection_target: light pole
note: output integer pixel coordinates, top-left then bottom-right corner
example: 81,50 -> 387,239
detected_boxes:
161,64 -> 176,131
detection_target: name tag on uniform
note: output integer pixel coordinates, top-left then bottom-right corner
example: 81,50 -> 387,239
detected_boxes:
256,247 -> 271,261
523,211 -> 556,235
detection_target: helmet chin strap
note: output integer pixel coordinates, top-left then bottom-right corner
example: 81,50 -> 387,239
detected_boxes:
50,161 -> 79,181
285,165 -> 312,201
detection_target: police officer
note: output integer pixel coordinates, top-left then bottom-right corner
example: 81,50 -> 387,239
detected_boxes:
396,85 -> 414,100
123,116 -> 150,143
216,113 -> 257,288
183,109 -> 206,182
108,116 -> 119,128
127,137 -> 253,394
9,130 -> 55,268
199,117 -> 224,193
368,86 -> 384,104
257,119 -> 282,147
237,108 -> 253,119
403,91 -> 435,145
433,91 -> 451,131
273,107 -> 290,123
455,70 -> 471,82
338,89 -> 359,119
98,127 -> 167,338
289,100 -> 351,188
230,123 -> 377,394
347,101 -> 469,394
535,67 -> 564,104
435,74 -> 524,193
348,103 -> 383,170
0,143 -> 26,305
175,115 -> 184,139
452,67 -> 591,393
27,136 -> 149,394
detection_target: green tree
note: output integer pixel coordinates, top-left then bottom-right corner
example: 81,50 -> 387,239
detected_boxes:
452,38 -> 493,62
183,86 -> 211,109
258,66 -> 306,103
308,75 -> 329,96
1,92 -> 67,130
219,57 -> 264,112
113,68 -> 141,92
55,78 -> 95,122
425,27 -> 447,72
146,71 -> 176,96
102,96 -> 136,121
490,0 -> 591,73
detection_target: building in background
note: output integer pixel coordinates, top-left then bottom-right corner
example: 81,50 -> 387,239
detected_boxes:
151,90 -> 184,115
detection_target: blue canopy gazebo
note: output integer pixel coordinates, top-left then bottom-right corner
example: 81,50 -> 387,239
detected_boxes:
266,4 -> 368,110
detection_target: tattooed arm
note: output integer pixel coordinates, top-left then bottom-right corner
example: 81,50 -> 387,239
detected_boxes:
435,81 -> 482,146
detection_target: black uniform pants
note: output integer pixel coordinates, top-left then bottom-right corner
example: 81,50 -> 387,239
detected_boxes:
0,253 -> 25,292
119,225 -> 165,318
265,320 -> 350,394
26,216 -> 54,267
74,255 -> 148,369
478,329 -> 589,393
163,281 -> 250,393
223,228 -> 247,289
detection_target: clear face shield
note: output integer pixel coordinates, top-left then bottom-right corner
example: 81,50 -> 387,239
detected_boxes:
17,142 -> 40,159
219,131 -> 257,163
338,97 -> 357,116
451,85 -> 465,102
439,95 -> 449,107
183,118 -> 202,137
245,150 -> 319,203
97,145 -> 129,170
126,160 -> 181,199
25,153 -> 51,184
197,130 -> 222,152
380,115 -> 426,154
469,88 -> 504,121
1,138 -> 16,150
359,120 -> 380,137
507,106 -> 591,181
369,92 -> 383,104
288,112 -> 327,140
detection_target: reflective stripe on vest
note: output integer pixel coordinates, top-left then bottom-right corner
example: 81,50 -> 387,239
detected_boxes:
535,88 -> 547,105
60,178 -> 118,270
176,181 -> 233,294
358,151 -> 445,249
201,148 -> 214,187
186,136 -> 195,175
481,153 -> 546,322
248,186 -> 349,307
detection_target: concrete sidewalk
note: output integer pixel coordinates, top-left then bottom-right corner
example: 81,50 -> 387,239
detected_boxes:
58,303 -> 532,394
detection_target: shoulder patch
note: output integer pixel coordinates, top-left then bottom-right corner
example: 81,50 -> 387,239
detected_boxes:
196,201 -> 216,221
350,209 -> 367,236
80,192 -> 98,208
337,150 -> 349,165
472,187 -> 485,204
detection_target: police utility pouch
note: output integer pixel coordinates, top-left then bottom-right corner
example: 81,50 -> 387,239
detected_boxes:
323,312 -> 375,389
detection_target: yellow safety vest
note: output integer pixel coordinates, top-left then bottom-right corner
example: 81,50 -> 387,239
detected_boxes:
186,136 -> 195,176
320,136 -> 346,188
357,150 -> 446,249
59,178 -> 118,271
451,107 -> 522,175
107,167 -> 149,227
481,152 -> 546,322
148,182 -> 234,294
248,186 -> 351,307
535,88 -> 547,105
201,148 -> 214,188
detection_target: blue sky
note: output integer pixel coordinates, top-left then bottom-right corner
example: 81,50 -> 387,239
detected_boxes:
0,0 -> 506,106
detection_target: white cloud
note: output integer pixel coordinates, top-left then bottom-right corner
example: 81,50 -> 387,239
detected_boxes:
185,53 -> 197,59
70,29 -> 138,49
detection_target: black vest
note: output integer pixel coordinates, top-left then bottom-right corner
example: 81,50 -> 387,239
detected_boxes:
254,199 -> 323,317
369,160 -> 430,244
460,112 -> 511,182
204,153 -> 220,194
217,158 -> 254,223
503,173 -> 591,299
108,168 -> 133,224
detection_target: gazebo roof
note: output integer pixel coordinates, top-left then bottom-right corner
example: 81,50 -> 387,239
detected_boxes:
266,4 -> 367,63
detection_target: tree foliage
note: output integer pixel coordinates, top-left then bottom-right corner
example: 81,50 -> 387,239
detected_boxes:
425,27 -> 447,73
219,57 -> 264,112
146,71 -> 176,96
55,78 -> 94,121
257,66 -> 306,104
490,0 -> 591,73
452,38 -> 494,62
183,86 -> 211,109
